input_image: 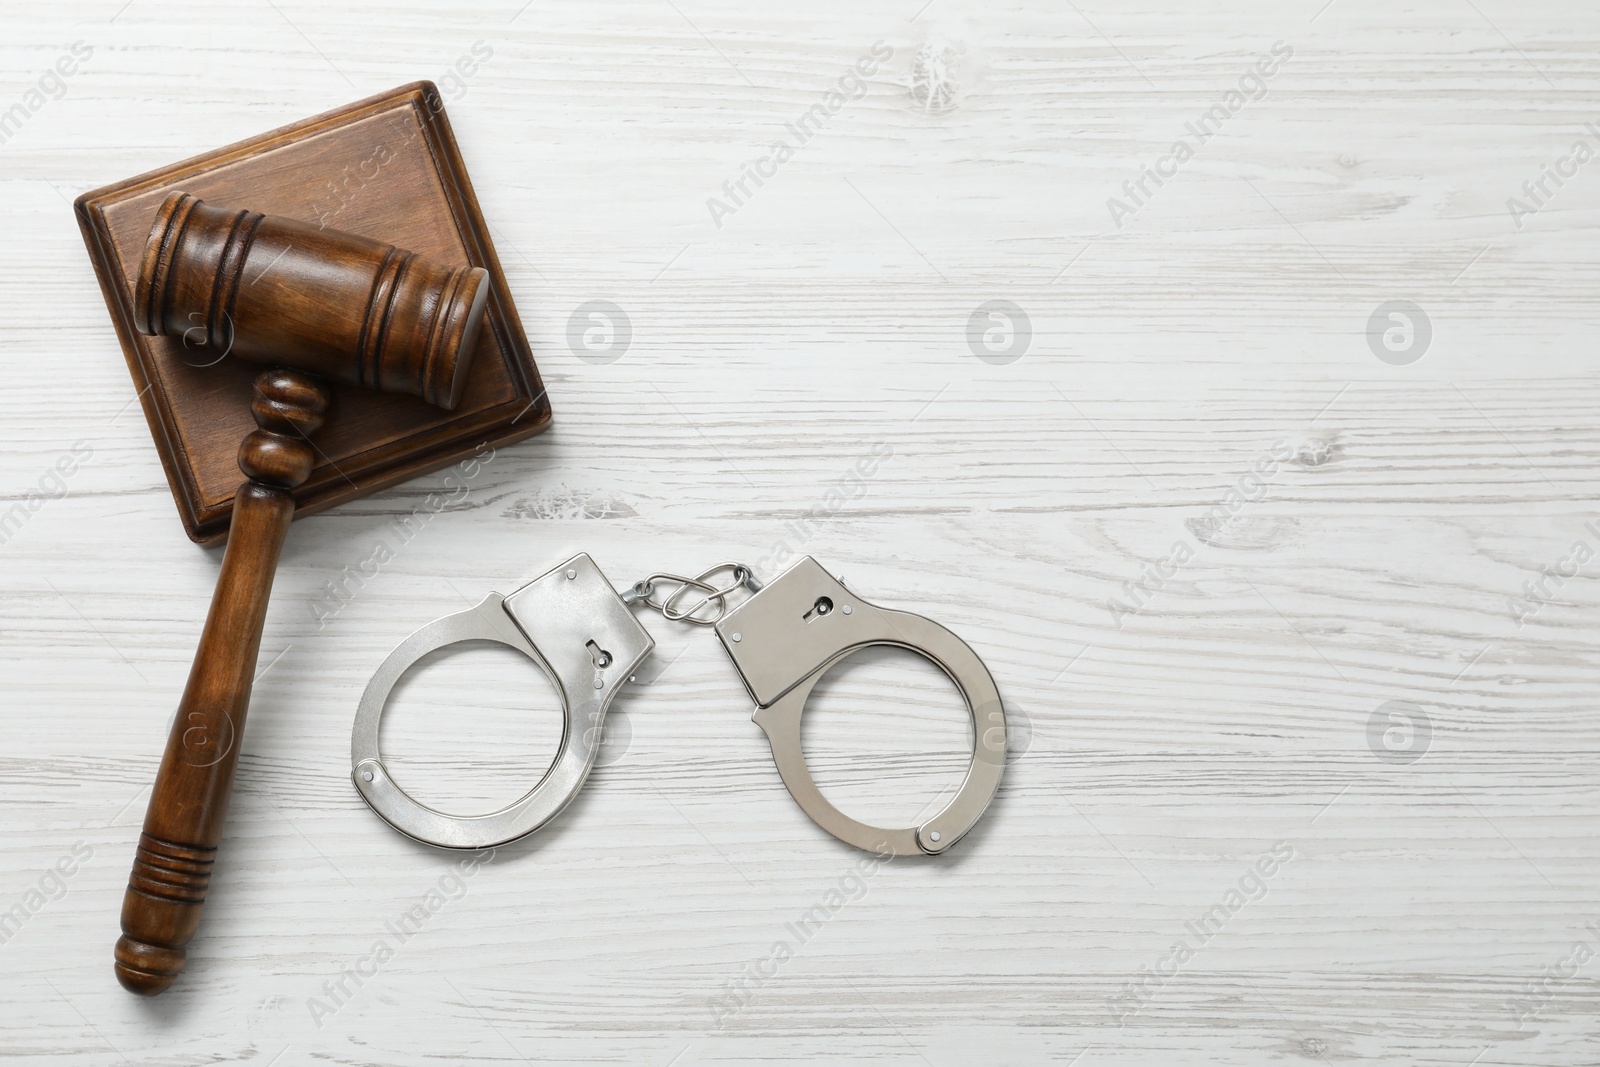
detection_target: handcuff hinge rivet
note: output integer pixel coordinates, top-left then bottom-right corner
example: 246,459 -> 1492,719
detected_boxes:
732,633 -> 742,642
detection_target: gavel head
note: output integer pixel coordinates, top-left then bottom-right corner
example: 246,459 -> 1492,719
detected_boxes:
133,191 -> 489,410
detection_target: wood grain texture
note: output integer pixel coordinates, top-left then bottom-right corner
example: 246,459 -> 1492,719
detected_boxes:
114,370 -> 330,996
133,191 -> 489,410
4,0 -> 1600,1063
74,81 -> 549,544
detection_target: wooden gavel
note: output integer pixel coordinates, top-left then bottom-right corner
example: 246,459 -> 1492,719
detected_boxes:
114,192 -> 490,995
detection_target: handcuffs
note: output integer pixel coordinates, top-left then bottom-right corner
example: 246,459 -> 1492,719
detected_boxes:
351,554 -> 1006,856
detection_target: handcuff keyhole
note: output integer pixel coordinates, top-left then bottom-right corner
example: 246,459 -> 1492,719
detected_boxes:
803,596 -> 834,622
586,640 -> 613,669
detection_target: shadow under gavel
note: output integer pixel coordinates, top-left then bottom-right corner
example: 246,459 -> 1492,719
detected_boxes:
114,192 -> 490,995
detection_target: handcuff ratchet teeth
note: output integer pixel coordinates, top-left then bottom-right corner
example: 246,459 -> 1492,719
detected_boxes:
350,554 -> 1005,857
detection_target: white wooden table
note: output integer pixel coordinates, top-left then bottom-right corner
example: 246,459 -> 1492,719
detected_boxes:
4,0 -> 1598,1062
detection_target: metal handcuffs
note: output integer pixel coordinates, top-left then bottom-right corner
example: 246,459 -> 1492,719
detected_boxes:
351,554 -> 1006,856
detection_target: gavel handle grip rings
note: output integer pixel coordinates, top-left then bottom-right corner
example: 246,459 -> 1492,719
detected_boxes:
114,369 -> 329,996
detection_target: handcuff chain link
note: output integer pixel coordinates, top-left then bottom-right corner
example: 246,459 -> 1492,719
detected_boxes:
623,562 -> 762,626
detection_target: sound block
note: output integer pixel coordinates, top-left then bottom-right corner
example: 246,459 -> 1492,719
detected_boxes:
75,81 -> 551,545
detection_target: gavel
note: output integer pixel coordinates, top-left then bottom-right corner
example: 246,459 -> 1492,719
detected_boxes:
114,192 -> 490,995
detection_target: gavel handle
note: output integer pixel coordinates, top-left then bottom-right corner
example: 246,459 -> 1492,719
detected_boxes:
115,369 -> 328,995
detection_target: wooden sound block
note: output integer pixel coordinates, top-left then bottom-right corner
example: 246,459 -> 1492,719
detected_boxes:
75,81 -> 550,545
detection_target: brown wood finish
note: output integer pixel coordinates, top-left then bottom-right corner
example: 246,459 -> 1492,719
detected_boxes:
73,83 -> 553,996
74,81 -> 552,546
115,370 -> 331,996
136,192 -> 491,410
